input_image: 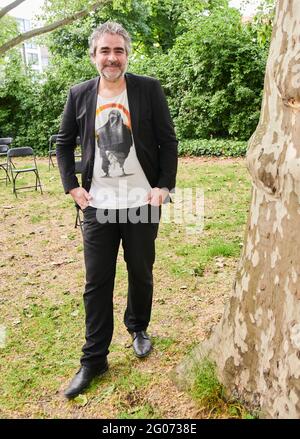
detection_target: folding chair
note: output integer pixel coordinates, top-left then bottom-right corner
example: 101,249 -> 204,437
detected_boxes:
0,137 -> 13,147
0,144 -> 11,185
48,134 -> 58,170
49,135 -> 81,170
7,147 -> 43,197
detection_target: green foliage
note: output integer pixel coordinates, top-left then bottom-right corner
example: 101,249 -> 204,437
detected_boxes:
47,0 -> 212,58
243,0 -> 275,47
47,0 -> 155,58
131,4 -> 268,140
0,14 -> 18,46
179,138 -> 247,156
191,358 -> 226,407
0,51 -> 95,152
0,0 -> 271,153
0,51 -> 33,138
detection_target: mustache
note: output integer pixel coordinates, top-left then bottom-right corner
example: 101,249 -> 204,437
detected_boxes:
104,62 -> 121,67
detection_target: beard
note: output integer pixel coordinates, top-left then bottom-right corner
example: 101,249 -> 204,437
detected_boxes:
100,63 -> 127,82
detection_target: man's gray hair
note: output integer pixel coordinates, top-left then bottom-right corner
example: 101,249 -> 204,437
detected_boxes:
89,21 -> 131,57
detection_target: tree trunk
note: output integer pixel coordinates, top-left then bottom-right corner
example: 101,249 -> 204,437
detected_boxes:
173,0 -> 300,419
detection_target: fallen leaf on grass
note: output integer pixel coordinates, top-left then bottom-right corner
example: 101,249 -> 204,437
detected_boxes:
73,394 -> 88,407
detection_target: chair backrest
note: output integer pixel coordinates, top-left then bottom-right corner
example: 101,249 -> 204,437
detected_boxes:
49,134 -> 59,147
0,144 -> 9,154
7,147 -> 34,158
0,137 -> 13,146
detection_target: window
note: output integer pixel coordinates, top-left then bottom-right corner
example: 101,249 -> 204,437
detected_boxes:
18,18 -> 31,32
25,41 -> 37,49
27,53 -> 39,65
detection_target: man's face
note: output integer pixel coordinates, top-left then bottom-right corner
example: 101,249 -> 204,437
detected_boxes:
92,33 -> 128,82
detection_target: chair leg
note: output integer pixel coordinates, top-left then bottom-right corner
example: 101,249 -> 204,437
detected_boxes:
77,209 -> 84,235
12,173 -> 18,198
48,154 -> 54,170
75,208 -> 84,233
36,171 -> 43,194
49,154 -> 55,170
0,165 -> 10,185
6,166 -> 11,185
75,209 -> 79,228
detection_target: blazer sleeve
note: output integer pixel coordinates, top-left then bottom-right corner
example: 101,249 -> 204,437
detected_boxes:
150,79 -> 178,192
56,88 -> 80,194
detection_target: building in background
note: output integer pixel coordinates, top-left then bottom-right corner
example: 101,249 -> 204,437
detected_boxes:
17,17 -> 49,73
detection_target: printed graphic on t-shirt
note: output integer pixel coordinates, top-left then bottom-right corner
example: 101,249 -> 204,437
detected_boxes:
90,89 -> 151,210
96,104 -> 133,178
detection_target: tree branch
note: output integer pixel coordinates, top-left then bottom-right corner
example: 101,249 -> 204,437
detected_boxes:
0,0 -> 109,56
0,0 -> 27,20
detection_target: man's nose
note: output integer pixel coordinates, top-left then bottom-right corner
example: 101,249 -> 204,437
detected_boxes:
108,52 -> 117,62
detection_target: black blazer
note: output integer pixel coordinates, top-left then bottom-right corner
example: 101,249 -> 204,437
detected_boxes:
56,73 -> 178,196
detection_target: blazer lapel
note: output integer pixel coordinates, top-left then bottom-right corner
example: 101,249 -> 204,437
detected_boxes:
85,76 -> 100,149
125,73 -> 139,139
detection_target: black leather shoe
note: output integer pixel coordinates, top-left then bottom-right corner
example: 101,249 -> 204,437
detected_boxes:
64,361 -> 108,399
131,331 -> 152,358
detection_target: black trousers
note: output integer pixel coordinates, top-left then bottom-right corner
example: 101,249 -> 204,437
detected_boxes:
80,204 -> 160,368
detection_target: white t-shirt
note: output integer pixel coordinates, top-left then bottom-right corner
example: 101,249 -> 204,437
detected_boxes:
89,89 -> 152,209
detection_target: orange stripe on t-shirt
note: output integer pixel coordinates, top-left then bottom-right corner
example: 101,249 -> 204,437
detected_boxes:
96,103 -> 131,129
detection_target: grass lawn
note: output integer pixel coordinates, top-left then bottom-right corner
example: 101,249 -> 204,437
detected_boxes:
0,156 -> 251,419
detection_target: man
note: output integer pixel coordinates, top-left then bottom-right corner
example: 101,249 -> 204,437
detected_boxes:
56,21 -> 178,399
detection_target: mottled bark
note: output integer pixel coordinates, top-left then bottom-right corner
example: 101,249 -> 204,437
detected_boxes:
173,0 -> 300,419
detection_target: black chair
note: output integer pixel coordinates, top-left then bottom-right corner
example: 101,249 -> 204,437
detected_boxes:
74,160 -> 84,233
48,134 -> 58,170
0,137 -> 13,147
7,147 -> 43,197
0,144 -> 11,185
49,135 -> 81,170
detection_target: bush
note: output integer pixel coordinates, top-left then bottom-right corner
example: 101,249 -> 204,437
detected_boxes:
0,53 -> 96,154
179,138 -> 247,156
131,5 -> 268,141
